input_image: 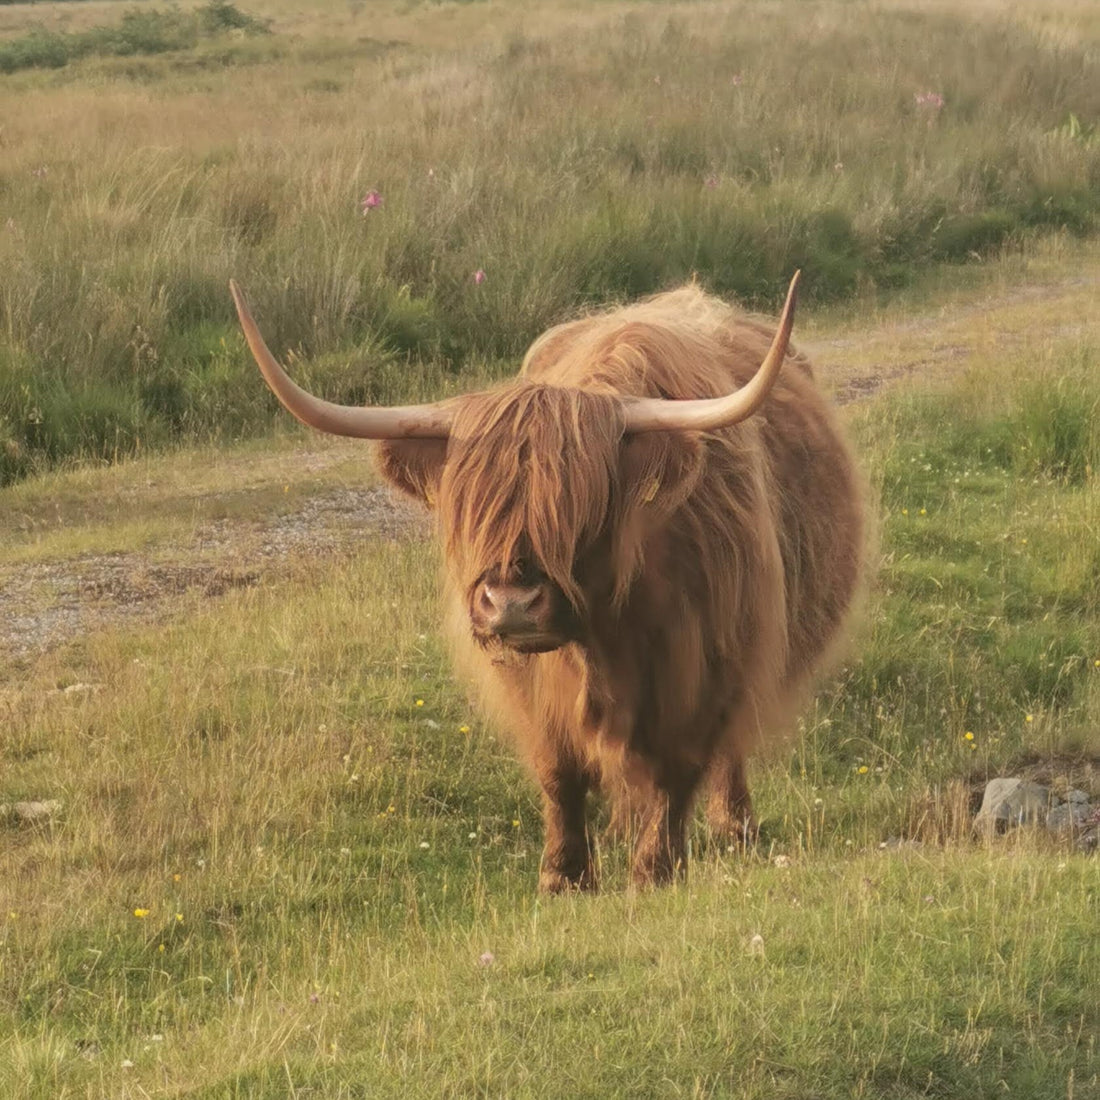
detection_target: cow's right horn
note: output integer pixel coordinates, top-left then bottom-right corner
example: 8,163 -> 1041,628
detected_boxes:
230,281 -> 454,440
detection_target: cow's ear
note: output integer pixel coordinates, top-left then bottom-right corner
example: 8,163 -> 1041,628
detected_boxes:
610,432 -> 703,602
618,431 -> 704,522
376,438 -> 448,507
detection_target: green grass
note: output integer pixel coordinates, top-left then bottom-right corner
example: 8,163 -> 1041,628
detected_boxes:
0,3 -> 269,74
1,280 -> 1099,1095
3,0 -> 1100,482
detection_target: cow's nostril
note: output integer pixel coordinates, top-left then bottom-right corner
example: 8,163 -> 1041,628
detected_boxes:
475,582 -> 549,633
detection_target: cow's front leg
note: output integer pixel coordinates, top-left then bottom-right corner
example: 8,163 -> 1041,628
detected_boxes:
535,762 -> 596,894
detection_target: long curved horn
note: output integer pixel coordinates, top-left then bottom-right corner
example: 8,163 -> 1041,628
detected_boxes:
621,271 -> 800,434
229,281 -> 453,440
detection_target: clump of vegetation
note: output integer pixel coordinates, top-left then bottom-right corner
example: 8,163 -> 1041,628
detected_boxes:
0,1 -> 268,74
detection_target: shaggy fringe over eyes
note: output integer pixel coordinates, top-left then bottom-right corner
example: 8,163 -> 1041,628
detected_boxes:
441,384 -> 624,608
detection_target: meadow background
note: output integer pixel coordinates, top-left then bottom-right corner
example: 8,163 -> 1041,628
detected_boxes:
1,0 -> 1099,1096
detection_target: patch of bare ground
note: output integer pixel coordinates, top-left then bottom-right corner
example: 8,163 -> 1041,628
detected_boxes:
0,486 -> 429,664
807,269 -> 1100,403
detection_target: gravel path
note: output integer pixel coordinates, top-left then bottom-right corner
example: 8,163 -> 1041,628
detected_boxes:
0,486 -> 429,664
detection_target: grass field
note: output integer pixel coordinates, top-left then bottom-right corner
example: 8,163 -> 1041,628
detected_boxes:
2,236 -> 1098,1096
2,1 -> 1100,1097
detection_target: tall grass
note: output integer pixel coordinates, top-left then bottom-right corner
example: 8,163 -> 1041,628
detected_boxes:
2,0 -> 1100,482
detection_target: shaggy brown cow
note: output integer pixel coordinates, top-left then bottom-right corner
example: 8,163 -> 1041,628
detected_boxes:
230,274 -> 863,890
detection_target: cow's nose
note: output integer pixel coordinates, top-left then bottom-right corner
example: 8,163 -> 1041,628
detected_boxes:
477,583 -> 546,635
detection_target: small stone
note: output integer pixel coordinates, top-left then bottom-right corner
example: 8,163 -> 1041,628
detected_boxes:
1065,789 -> 1091,805
1075,827 -> 1099,855
879,836 -> 923,850
974,778 -> 1054,831
1,800 -> 63,823
62,682 -> 101,696
748,934 -> 765,957
1047,803 -> 1093,835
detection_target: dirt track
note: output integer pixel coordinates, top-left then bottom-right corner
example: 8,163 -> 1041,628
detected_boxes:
0,486 -> 429,664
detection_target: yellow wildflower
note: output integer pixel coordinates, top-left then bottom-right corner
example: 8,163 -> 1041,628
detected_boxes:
964,731 -> 974,741
134,908 -> 150,919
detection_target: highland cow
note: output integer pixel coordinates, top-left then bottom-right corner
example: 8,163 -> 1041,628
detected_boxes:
230,273 -> 863,890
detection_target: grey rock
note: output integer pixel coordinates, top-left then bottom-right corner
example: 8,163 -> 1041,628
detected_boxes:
879,836 -> 923,850
1076,827 -> 1099,854
974,778 -> 1056,831
1065,789 -> 1091,805
0,799 -> 63,823
1047,802 -> 1094,835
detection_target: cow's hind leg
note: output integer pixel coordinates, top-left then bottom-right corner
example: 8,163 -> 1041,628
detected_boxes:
631,765 -> 702,887
536,759 -> 596,894
706,751 -> 757,849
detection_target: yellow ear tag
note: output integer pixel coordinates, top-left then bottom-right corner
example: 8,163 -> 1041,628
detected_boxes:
642,478 -> 660,504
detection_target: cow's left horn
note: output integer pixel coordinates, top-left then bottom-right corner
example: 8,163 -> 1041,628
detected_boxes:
621,271 -> 800,434
229,281 -> 453,440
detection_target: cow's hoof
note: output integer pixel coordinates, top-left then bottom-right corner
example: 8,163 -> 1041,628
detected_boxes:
538,868 -> 596,895
706,812 -> 758,852
630,855 -> 684,889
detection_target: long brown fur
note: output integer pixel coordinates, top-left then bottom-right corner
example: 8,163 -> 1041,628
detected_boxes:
378,284 -> 864,889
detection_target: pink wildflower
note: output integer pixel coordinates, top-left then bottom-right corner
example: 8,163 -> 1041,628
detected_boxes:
473,269 -> 486,286
478,951 -> 495,967
914,91 -> 945,110
704,175 -> 719,189
359,190 -> 383,214
731,73 -> 743,87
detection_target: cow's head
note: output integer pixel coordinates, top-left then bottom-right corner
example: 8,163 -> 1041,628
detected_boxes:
229,275 -> 798,654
